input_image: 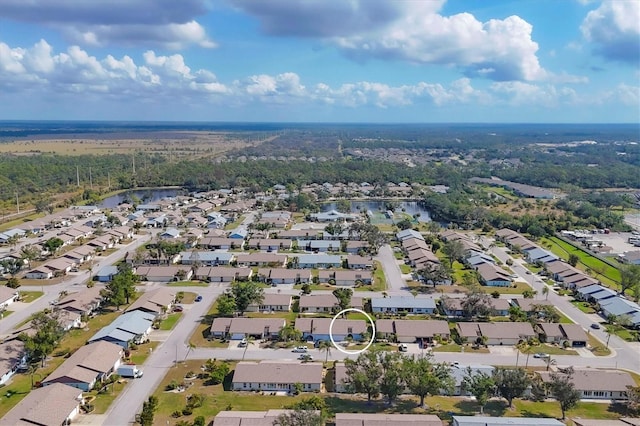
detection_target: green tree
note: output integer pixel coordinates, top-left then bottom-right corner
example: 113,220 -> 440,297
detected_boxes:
462,367 -> 495,414
138,395 -> 158,426
620,264 -> 640,301
43,237 -> 64,254
493,367 -> 530,408
20,245 -> 40,268
379,352 -> 404,405
208,361 -> 230,385
0,258 -> 23,277
317,339 -> 332,363
101,264 -> 137,309
274,408 -> 324,426
549,367 -> 581,420
20,311 -> 64,367
509,306 -> 527,322
568,254 -> 579,267
216,293 -> 237,317
442,239 -> 465,268
6,277 -> 21,289
343,350 -> 383,403
279,325 -> 302,343
229,281 -> 264,315
420,262 -> 450,288
462,288 -> 493,320
332,288 -> 353,313
402,354 -> 453,408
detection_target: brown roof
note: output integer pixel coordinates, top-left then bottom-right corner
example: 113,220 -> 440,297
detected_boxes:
213,410 -> 314,426
56,286 -> 102,314
559,324 -> 588,342
250,293 -> 292,307
538,369 -> 636,392
476,262 -> 511,281
299,294 -> 338,309
0,383 -> 82,426
514,298 -> 553,312
295,318 -> 367,335
232,361 -> 323,385
43,341 -> 122,386
0,338 -> 24,377
538,322 -> 564,338
376,320 -> 450,338
336,413 -> 443,426
235,253 -> 287,264
125,287 -> 174,314
477,322 -> 535,339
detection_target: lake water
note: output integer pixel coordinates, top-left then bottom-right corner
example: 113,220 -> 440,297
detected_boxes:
100,188 -> 182,208
322,200 -> 432,222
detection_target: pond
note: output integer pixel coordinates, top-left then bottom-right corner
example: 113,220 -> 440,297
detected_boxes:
99,188 -> 183,208
321,200 -> 432,223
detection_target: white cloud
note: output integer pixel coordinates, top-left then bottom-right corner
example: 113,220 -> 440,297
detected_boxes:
581,0 -> 640,63
0,0 -> 215,49
231,0 -> 545,81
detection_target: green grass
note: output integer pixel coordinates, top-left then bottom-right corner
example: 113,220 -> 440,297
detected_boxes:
179,292 -> 198,304
129,341 -> 160,365
482,281 -> 532,294
571,300 -> 596,314
432,343 -> 490,353
523,344 -> 578,356
167,281 -> 210,287
18,291 -> 44,303
159,313 -> 182,330
360,260 -> 387,292
87,379 -> 128,413
400,264 -> 412,274
588,334 -> 611,356
541,236 -> 622,290
0,310 -> 12,318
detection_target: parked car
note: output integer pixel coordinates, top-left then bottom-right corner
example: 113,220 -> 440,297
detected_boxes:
591,323 -> 601,329
533,353 -> 549,359
195,295 -> 203,302
398,344 -> 408,352
298,354 -> 313,361
173,305 -> 184,312
292,346 -> 308,353
238,338 -> 248,347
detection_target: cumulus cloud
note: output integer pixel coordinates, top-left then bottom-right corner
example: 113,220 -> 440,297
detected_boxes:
0,0 -> 215,49
231,0 -> 544,81
581,0 -> 640,63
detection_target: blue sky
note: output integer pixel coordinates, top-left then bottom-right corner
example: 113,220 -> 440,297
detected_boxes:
0,0 -> 638,122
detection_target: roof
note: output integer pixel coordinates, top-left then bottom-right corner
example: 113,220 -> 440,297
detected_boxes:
125,287 -> 175,314
55,286 -> 103,313
476,263 -> 511,281
212,410 -> 317,426
232,361 -> 323,384
336,413 -> 443,426
560,323 -> 588,341
513,298 -> 552,312
181,251 -> 235,262
376,319 -> 450,337
89,310 -> 155,344
295,318 -> 367,335
396,229 -> 424,241
450,364 -> 495,387
572,419 -> 640,426
0,383 -> 82,426
477,322 -> 535,339
43,341 -> 122,386
371,296 -> 437,310
299,294 -> 338,309
0,338 -> 24,377
96,265 -> 119,277
211,318 -> 286,335
538,369 -> 636,392
298,254 -> 342,264
249,293 -> 291,307
0,286 -> 18,303
452,416 -> 563,425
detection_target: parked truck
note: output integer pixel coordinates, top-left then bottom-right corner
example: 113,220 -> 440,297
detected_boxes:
117,364 -> 143,378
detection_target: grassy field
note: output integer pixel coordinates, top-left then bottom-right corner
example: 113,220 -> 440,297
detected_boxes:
432,343 -> 490,354
523,344 -> 578,356
159,313 -> 182,330
541,236 -> 622,290
151,360 -> 630,425
17,291 -> 44,303
571,300 -> 597,314
167,281 -> 210,287
588,334 -> 611,356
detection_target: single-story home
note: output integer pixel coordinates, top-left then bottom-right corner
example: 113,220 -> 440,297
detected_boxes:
536,323 -> 588,347
135,265 -> 193,282
295,317 -> 367,343
537,369 -> 636,400
210,318 -> 286,340
452,416 -> 563,426
235,253 -> 287,267
371,296 -> 437,315
344,255 -> 373,269
125,287 -> 175,316
298,239 -> 341,252
24,266 -> 54,280
449,364 -> 495,396
95,265 -> 119,282
88,310 -> 155,348
375,319 -> 450,343
0,383 -> 84,426
42,341 -> 123,391
258,268 -> 312,285
335,413 -> 443,426
199,237 -> 244,250
247,293 -> 292,312
55,286 -> 103,316
232,361 -> 323,392
318,270 -> 373,287
180,251 -> 235,266
476,263 -> 512,287
0,338 -> 26,386
0,287 -> 19,310
299,294 -> 339,313
297,254 -> 342,269
456,322 -> 535,345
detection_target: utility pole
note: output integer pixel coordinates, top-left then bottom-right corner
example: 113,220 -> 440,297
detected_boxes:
107,172 -> 111,190
89,167 -> 93,190
132,154 -> 136,175
15,191 -> 19,214
76,166 -> 80,187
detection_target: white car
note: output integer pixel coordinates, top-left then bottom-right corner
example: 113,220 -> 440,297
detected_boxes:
292,346 -> 308,353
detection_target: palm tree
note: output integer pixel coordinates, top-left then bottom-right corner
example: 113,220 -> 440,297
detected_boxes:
318,340 -> 332,363
183,342 -> 196,362
542,285 -> 549,300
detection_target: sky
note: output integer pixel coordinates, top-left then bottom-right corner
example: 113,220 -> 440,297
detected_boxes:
0,0 -> 638,123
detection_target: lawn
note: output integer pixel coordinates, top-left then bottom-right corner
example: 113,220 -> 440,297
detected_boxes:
168,281 -> 210,287
571,300 -> 596,314
482,281 -> 532,295
588,334 -> 611,356
523,344 -> 578,356
432,343 -> 490,354
541,236 -> 622,290
360,260 -> 387,292
179,291 -> 198,304
129,341 -> 160,365
399,264 -> 412,274
159,313 -> 182,330
17,291 -> 44,303
151,360 -> 630,425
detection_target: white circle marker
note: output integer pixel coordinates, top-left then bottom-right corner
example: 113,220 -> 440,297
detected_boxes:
329,308 -> 376,355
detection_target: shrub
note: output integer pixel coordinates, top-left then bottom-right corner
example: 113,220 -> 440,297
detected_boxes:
182,406 -> 193,416
193,416 -> 206,426
166,380 -> 180,391
171,410 -> 182,418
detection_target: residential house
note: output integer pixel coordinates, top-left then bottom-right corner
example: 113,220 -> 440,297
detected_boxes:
537,369 -> 636,400
277,229 -> 322,240
295,317 -> 367,342
232,361 -> 323,392
0,287 -> 19,310
199,237 -> 242,250
45,257 -> 75,275
210,318 -> 285,340
299,294 -> 338,313
375,319 -> 450,343
0,383 -> 84,426
536,323 -> 588,347
235,253 -> 287,267
599,297 -> 640,326
95,265 -> 119,282
247,293 -> 292,312
246,239 -> 292,251
180,251 -> 235,266
396,229 -> 424,242
345,240 -> 369,254
310,210 -> 358,222
452,416 -> 563,426
194,266 -> 250,282
318,270 -> 373,287
0,338 -> 26,386
335,413 -> 443,426
442,297 -> 511,318
212,410 -> 321,426
476,263 -> 512,287
55,286 -> 103,316
525,247 -> 559,264
88,310 -> 155,348
228,227 -> 249,239
258,268 -> 311,285
42,341 -> 123,391
370,296 -> 437,315
572,418 -> 640,426
456,322 -> 536,345
125,288 -> 175,316
297,254 -> 343,269
449,364 -> 495,396
135,265 -> 193,282
345,255 -> 373,269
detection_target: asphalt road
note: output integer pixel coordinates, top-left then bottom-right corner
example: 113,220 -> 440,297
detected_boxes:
375,244 -> 406,294
0,232 -> 154,337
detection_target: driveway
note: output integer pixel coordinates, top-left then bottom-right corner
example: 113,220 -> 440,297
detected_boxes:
375,244 -> 406,294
